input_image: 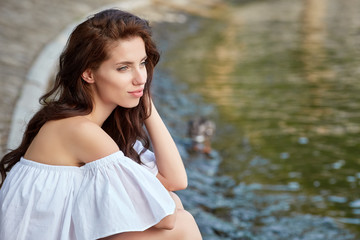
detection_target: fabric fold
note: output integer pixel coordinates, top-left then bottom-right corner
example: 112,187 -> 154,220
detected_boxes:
0,142 -> 175,240
73,151 -> 175,239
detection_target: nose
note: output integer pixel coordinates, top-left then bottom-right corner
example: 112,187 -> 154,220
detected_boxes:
133,67 -> 147,85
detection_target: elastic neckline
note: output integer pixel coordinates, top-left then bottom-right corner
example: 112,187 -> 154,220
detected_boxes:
20,151 -> 125,172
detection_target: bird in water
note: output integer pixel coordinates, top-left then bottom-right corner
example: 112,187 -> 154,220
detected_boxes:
188,117 -> 216,154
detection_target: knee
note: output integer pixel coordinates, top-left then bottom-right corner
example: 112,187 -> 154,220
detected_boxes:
169,192 -> 184,210
176,210 -> 202,240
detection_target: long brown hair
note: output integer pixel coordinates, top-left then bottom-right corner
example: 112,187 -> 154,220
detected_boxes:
0,9 -> 160,185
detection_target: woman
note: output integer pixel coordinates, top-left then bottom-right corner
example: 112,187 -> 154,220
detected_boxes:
0,9 -> 202,240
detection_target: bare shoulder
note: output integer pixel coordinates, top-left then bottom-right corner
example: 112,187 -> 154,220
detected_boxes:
60,116 -> 119,163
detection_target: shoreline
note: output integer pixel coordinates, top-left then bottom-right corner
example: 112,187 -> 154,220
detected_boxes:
153,15 -> 358,240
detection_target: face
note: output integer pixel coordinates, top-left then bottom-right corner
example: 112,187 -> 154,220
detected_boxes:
88,36 -> 148,110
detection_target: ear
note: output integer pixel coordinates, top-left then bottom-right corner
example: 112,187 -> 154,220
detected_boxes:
81,69 -> 95,84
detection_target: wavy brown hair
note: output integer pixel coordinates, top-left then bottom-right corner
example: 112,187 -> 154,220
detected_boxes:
0,9 -> 160,185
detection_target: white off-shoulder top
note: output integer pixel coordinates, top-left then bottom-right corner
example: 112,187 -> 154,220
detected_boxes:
0,141 -> 175,240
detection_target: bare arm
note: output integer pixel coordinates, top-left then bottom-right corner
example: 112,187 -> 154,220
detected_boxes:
145,101 -> 187,191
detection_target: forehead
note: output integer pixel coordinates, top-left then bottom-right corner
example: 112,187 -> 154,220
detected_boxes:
106,37 -> 146,61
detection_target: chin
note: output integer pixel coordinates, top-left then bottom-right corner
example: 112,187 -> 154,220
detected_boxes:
120,101 -> 140,109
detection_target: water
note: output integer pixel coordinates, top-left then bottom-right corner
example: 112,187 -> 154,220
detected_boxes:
154,0 -> 360,237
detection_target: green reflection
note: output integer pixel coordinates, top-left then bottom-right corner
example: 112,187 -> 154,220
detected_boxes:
156,0 -> 360,236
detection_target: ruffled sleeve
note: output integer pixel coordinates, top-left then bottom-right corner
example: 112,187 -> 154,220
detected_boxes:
133,140 -> 158,175
73,151 -> 175,240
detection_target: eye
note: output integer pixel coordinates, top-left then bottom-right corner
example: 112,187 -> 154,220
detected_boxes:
140,59 -> 148,66
117,66 -> 128,71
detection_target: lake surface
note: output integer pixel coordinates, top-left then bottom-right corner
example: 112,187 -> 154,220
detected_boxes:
155,0 -> 360,237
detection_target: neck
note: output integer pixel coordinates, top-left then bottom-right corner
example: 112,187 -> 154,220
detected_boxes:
85,86 -> 118,126
85,104 -> 115,126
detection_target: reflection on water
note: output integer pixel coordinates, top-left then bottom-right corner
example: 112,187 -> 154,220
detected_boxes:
302,0 -> 332,82
157,0 -> 360,236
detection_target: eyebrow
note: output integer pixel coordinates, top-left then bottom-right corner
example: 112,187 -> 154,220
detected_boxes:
115,56 -> 147,66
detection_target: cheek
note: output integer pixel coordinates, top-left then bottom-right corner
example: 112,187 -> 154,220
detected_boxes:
95,76 -> 121,97
142,68 -> 148,81
100,72 -> 127,88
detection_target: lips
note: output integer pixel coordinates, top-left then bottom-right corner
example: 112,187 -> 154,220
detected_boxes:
128,89 -> 144,98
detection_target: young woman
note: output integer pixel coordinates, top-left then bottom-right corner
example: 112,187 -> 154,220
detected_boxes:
0,9 -> 202,240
